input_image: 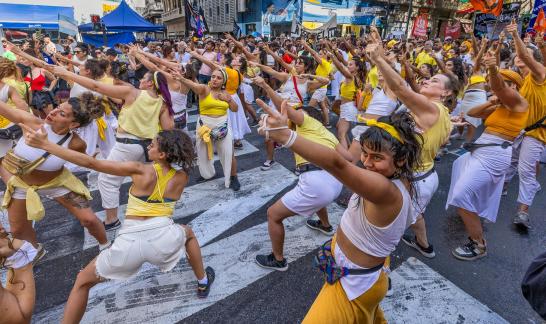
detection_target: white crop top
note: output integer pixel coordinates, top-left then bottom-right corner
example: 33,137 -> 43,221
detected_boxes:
70,82 -> 102,99
278,77 -> 308,106
13,124 -> 73,171
339,179 -> 411,258
365,88 -> 399,116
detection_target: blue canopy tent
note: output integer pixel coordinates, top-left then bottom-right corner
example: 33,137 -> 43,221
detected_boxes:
78,0 -> 165,33
0,3 -> 74,30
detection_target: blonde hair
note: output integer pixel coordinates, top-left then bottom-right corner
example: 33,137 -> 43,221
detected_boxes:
0,57 -> 17,80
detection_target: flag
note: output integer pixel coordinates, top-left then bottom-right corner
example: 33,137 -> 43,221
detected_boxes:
184,0 -> 208,38
233,19 -> 241,37
534,8 -> 546,33
527,0 -> 546,32
469,0 -> 503,16
412,14 -> 429,37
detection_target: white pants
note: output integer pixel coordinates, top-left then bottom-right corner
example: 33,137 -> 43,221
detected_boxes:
196,115 -> 233,188
0,138 -> 14,158
517,136 -> 545,206
410,169 -> 439,224
98,134 -> 146,209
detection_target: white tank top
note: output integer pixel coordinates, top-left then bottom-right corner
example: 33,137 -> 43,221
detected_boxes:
339,179 -> 411,258
170,90 -> 187,116
278,77 -> 308,106
13,124 -> 73,171
0,84 -> 9,102
70,82 -> 101,99
365,88 -> 399,116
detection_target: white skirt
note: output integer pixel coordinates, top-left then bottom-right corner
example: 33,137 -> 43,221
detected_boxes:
281,170 -> 342,217
446,133 -> 512,222
240,83 -> 254,104
228,93 -> 251,140
340,101 -> 358,122
460,89 -> 486,128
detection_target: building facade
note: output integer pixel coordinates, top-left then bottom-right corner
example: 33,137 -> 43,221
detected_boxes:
196,0 -> 237,34
162,0 -> 186,37
141,0 -> 164,25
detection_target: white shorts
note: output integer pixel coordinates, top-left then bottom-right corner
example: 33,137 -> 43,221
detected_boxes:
311,87 -> 328,102
11,186 -> 70,200
351,124 -> 369,142
410,169 -> 439,224
340,101 -> 358,122
96,217 -> 187,280
281,170 -> 342,217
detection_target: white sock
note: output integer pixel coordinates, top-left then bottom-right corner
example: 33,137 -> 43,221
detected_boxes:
198,275 -> 208,285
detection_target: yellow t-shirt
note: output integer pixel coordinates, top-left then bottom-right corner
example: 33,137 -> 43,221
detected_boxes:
118,91 -> 163,139
315,59 -> 332,89
415,51 -> 437,68
367,66 -> 379,89
294,113 -> 339,166
520,74 -> 546,144
415,102 -> 452,172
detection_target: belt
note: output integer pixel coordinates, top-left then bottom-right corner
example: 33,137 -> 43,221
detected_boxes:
296,163 -> 323,174
116,137 -> 152,162
413,167 -> 435,182
462,141 -> 511,152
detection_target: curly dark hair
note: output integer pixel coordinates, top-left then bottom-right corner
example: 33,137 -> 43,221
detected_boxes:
68,92 -> 103,127
156,129 -> 195,173
351,56 -> 368,90
84,59 -> 105,80
31,91 -> 57,111
110,61 -> 129,82
360,111 -> 423,198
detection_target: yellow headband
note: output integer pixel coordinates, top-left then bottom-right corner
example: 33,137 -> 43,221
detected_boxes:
152,71 -> 159,90
358,116 -> 404,143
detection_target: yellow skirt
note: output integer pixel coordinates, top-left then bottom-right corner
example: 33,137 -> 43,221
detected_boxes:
302,236 -> 388,324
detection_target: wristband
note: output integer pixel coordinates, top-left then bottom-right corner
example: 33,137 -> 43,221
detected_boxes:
282,130 -> 298,148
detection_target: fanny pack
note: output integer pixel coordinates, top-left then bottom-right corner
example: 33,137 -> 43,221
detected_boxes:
2,132 -> 71,176
199,119 -> 228,141
462,141 -> 511,153
0,124 -> 23,140
115,137 -> 152,162
413,167 -> 436,182
313,239 -> 384,285
174,111 -> 187,129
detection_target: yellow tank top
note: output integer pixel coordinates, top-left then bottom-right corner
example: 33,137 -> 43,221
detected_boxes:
295,114 -> 339,166
340,78 -> 357,101
520,74 -> 546,144
0,79 -> 27,128
416,102 -> 452,172
484,106 -> 528,139
118,91 -> 162,139
225,67 -> 241,95
125,163 -> 177,217
199,92 -> 229,116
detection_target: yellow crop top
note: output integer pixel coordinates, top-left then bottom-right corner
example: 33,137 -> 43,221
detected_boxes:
125,163 -> 177,217
416,102 -> 452,172
118,91 -> 163,139
295,114 -> 339,166
340,78 -> 357,101
225,67 -> 241,95
199,92 -> 229,116
484,106 -> 528,139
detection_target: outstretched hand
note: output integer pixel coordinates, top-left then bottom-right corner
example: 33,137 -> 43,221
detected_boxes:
255,99 -> 290,141
19,123 -> 49,149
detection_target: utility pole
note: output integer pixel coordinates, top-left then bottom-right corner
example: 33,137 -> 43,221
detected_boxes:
405,0 -> 414,37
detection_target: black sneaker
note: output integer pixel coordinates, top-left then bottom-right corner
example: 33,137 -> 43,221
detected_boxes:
261,160 -> 275,171
103,219 -> 121,231
401,234 -> 436,258
255,253 -> 288,271
229,176 -> 241,192
513,211 -> 531,229
452,237 -> 487,261
306,219 -> 334,236
197,266 -> 215,298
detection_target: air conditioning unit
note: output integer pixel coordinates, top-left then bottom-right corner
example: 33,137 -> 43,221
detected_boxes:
237,0 -> 247,12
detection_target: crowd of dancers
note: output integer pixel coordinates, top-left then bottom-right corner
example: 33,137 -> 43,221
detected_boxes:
0,21 -> 545,323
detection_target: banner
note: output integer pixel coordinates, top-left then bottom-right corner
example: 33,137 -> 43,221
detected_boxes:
474,2 -> 520,37
527,0 -> 546,32
534,8 -> 546,33
445,21 -> 461,39
301,14 -> 336,39
103,3 -> 119,14
233,19 -> 241,37
262,0 -> 300,37
470,0 -> 503,16
412,14 -> 428,37
184,0 -> 208,37
58,14 -> 78,36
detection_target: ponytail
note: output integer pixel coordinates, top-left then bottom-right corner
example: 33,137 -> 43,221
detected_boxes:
153,71 -> 174,116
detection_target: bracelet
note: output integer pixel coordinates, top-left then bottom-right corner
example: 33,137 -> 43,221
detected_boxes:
282,130 -> 298,148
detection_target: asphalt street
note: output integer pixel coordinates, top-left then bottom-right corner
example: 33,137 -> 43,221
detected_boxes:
1,104 -> 544,323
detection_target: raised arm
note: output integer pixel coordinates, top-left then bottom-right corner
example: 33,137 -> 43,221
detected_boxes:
8,87 -> 29,111
21,124 -> 145,177
0,100 -> 40,129
138,48 -> 180,70
535,32 -> 546,68
189,50 -> 220,71
170,69 -> 208,97
301,41 -> 322,65
51,65 -> 135,102
225,33 -> 257,62
248,61 -> 289,82
484,52 -> 528,112
327,50 -> 352,79
466,100 -> 497,119
367,44 -> 439,126
472,37 -> 488,74
256,99 -> 398,205
506,21 -> 546,81
263,45 -> 293,73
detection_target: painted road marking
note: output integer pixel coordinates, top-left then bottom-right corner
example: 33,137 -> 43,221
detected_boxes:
382,257 -> 508,323
82,163 -> 296,250
33,204 -> 346,323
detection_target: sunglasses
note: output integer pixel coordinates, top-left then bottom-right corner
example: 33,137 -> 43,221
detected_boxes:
74,50 -> 82,53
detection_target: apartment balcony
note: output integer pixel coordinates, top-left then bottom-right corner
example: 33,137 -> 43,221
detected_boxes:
162,6 -> 185,23
142,3 -> 164,19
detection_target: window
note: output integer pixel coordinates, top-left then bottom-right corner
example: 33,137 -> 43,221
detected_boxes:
209,7 -> 212,17
217,6 -> 220,15
225,3 -> 229,14
246,23 -> 256,34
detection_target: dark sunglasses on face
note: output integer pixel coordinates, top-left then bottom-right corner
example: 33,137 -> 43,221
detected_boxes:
74,50 -> 82,53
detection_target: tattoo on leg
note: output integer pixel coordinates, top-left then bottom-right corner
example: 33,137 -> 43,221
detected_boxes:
62,192 -> 90,209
